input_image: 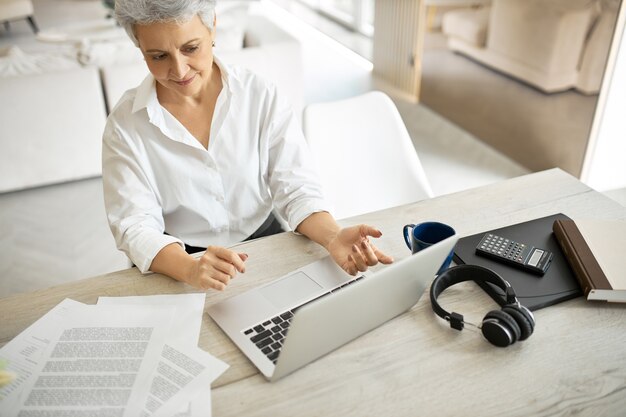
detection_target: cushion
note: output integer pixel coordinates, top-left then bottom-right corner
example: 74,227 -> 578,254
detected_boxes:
538,0 -> 601,12
488,0 -> 599,73
36,18 -> 127,43
0,66 -> 107,192
442,7 -> 490,48
100,61 -> 149,111
76,39 -> 143,67
0,46 -> 80,77
214,2 -> 251,52
601,0 -> 620,10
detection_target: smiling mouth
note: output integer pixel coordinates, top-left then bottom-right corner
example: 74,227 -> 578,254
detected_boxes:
173,74 -> 196,86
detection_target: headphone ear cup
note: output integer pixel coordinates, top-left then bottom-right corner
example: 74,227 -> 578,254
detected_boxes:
502,305 -> 535,341
482,310 -> 521,347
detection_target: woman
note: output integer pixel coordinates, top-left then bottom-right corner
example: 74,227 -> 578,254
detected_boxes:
103,0 -> 393,291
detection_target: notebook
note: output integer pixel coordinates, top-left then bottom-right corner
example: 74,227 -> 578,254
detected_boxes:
553,219 -> 626,303
453,213 -> 582,310
207,235 -> 458,381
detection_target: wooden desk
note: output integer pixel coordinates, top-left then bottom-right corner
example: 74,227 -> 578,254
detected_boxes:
2,169 -> 626,416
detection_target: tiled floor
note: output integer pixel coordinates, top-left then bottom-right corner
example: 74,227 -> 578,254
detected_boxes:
0,178 -> 129,297
0,0 -> 588,299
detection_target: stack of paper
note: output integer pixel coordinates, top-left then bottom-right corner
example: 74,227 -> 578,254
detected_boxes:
0,294 -> 228,416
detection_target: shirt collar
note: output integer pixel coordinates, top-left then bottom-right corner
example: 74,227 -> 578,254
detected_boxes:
131,73 -> 156,114
214,55 -> 236,96
130,55 -> 236,115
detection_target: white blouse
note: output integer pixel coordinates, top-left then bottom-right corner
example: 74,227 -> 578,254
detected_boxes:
102,57 -> 330,273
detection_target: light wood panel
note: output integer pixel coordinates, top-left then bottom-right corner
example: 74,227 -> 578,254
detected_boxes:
373,0 -> 426,100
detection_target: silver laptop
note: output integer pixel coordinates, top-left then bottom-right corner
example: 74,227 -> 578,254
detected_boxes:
207,235 -> 458,381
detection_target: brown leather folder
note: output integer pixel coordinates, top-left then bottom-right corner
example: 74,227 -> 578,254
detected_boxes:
553,219 -> 626,303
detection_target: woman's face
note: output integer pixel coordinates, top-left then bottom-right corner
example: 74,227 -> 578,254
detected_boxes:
135,15 -> 216,98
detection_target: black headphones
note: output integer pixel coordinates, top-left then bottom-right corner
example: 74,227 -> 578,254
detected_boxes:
429,264 -> 535,347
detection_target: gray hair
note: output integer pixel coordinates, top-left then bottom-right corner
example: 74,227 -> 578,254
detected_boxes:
115,0 -> 217,47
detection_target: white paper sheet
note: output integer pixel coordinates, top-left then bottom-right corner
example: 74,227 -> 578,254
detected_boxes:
0,298 -> 85,406
97,293 -> 206,346
0,295 -> 228,417
97,293 -> 219,416
3,302 -> 175,417
147,343 -> 228,417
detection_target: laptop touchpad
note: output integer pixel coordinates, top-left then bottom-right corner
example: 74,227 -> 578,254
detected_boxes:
259,272 -> 322,311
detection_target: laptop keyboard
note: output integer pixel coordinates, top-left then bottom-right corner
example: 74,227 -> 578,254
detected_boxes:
242,275 -> 365,364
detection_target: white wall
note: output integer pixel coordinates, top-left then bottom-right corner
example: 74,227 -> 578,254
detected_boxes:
581,2 -> 626,191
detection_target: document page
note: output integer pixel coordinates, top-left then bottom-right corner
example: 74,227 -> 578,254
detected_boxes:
97,293 -> 227,417
0,295 -> 228,417
97,293 -> 206,346
147,343 -> 228,417
0,298 -> 84,406
3,303 -> 175,417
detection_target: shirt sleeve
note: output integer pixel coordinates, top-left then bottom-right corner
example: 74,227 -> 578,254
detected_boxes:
261,84 -> 334,231
102,118 -> 184,273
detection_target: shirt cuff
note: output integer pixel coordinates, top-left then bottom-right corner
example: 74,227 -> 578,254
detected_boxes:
130,232 -> 185,274
287,197 -> 334,233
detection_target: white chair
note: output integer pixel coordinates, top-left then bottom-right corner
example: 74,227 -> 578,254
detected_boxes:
302,91 -> 433,220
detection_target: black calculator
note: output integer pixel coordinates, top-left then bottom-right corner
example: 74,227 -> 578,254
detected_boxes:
475,233 -> 553,276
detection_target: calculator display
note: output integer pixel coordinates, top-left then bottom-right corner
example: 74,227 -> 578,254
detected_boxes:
527,249 -> 543,267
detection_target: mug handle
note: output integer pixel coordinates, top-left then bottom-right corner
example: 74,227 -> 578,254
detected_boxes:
403,224 -> 415,250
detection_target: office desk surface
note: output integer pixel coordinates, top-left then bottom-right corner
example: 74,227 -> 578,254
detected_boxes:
2,168 -> 626,416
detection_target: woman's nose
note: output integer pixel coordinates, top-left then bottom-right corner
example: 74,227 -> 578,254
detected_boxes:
170,54 -> 188,79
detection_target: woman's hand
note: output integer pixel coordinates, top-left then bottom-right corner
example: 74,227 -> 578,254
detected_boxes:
186,246 -> 248,291
296,212 -> 394,275
150,243 -> 247,291
327,225 -> 394,275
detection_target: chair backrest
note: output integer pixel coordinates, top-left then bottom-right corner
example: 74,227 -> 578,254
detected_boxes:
302,91 -> 433,220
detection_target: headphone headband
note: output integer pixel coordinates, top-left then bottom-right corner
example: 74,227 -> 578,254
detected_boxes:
430,264 -> 518,330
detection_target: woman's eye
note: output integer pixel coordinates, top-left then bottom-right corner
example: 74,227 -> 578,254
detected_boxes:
185,46 -> 199,53
151,54 -> 167,61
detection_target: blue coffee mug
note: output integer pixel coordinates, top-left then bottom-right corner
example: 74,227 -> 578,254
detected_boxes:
403,221 -> 456,275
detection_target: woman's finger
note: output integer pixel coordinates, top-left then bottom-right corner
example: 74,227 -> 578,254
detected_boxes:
359,224 -> 383,239
216,247 -> 247,273
345,255 -> 358,275
360,240 -> 379,266
373,246 -> 394,264
206,278 -> 226,292
213,259 -> 238,278
351,244 -> 368,272
206,268 -> 232,285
